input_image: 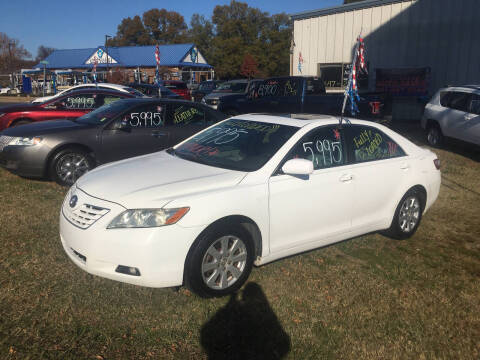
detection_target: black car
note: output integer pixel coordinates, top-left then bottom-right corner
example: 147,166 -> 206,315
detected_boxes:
191,80 -> 224,102
0,98 -> 226,186
128,83 -> 181,99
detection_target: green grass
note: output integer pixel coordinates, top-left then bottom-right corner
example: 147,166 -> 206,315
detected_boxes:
0,128 -> 479,359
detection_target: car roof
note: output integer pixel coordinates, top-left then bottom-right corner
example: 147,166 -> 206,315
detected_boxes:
110,97 -> 214,107
442,85 -> 480,94
228,113 -> 390,128
71,83 -> 127,90
53,88 -> 134,98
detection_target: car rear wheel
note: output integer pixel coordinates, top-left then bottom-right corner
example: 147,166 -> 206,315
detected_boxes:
50,148 -> 94,186
427,124 -> 443,147
185,223 -> 254,297
383,189 -> 424,240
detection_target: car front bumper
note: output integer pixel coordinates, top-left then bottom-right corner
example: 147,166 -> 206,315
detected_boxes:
0,144 -> 49,178
59,187 -> 205,288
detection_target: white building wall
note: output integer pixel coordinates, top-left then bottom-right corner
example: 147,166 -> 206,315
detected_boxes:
292,0 -> 480,95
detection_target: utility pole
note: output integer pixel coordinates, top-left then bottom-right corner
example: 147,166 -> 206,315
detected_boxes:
8,40 -> 15,87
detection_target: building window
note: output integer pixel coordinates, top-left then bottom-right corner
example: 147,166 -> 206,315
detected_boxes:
318,63 -> 369,90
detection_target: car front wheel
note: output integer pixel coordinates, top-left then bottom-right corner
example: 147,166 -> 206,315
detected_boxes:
50,148 -> 94,186
185,223 -> 254,297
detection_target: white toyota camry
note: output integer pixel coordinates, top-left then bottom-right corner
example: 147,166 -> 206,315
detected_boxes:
60,114 -> 441,297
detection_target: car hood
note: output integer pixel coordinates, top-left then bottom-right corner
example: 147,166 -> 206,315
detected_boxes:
1,119 -> 90,136
76,151 -> 247,209
32,95 -> 53,103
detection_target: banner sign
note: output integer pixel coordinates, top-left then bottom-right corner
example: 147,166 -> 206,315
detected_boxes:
375,68 -> 429,96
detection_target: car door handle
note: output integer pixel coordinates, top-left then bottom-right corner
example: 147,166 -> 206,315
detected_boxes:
151,131 -> 167,138
400,163 -> 410,170
339,174 -> 353,182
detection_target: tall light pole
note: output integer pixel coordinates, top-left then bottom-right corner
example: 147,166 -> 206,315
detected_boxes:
105,35 -> 112,81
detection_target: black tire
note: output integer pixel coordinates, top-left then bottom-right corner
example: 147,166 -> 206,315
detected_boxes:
184,222 -> 254,298
383,189 -> 424,240
426,123 -> 444,147
10,119 -> 32,128
49,148 -> 95,186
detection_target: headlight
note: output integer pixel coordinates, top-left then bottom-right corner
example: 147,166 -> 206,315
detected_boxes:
0,113 -> 5,118
8,137 -> 43,146
107,207 -> 189,229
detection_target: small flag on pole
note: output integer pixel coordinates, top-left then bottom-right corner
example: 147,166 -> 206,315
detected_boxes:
155,44 -> 160,85
341,36 -> 367,119
92,59 -> 98,84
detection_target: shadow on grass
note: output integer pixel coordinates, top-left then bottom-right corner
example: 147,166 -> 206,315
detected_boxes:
200,282 -> 290,360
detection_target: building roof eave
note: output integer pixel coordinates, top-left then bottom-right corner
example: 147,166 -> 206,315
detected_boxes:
290,0 -> 410,20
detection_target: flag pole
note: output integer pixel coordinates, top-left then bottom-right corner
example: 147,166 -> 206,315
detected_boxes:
340,38 -> 360,126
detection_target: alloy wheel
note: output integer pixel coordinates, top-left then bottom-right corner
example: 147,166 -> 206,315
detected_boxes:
398,196 -> 420,233
201,235 -> 248,290
56,153 -> 90,185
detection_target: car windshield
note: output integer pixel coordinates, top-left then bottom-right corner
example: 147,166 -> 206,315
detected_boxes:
170,119 -> 298,171
75,100 -> 133,125
214,82 -> 247,93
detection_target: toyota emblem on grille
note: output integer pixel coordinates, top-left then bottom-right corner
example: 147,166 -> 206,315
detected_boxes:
69,195 -> 78,208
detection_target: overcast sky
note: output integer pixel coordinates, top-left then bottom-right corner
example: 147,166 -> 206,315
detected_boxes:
1,0 -> 342,58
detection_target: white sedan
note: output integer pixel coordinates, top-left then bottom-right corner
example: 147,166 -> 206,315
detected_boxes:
32,83 -> 146,103
60,114 -> 441,297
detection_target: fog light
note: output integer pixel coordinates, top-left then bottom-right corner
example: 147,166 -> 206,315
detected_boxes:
115,265 -> 141,276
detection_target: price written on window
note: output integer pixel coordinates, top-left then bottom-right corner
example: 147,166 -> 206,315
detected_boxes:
129,112 -> 163,127
66,97 -> 95,109
302,139 -> 342,167
195,126 -> 248,145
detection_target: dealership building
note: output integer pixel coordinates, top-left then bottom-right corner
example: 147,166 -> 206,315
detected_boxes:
290,0 -> 480,119
30,43 -> 213,86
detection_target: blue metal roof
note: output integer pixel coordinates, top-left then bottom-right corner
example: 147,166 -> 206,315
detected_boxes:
34,43 -> 212,69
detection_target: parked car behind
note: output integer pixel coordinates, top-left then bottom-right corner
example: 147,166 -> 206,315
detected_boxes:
421,85 -> 480,147
221,76 -> 384,118
32,83 -> 145,103
59,114 -> 441,297
191,80 -> 224,102
162,80 -> 191,100
0,89 -> 135,131
128,83 -> 181,99
0,98 -> 226,185
202,79 -> 263,115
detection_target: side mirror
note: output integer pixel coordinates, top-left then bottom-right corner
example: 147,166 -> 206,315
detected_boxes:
281,159 -> 314,176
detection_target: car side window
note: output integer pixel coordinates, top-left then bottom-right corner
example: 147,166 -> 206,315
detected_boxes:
96,94 -> 124,108
166,104 -> 205,126
347,125 -> 405,163
306,79 -> 326,95
447,91 -> 471,112
285,126 -> 345,170
469,95 -> 480,115
121,104 -> 166,129
64,94 -> 96,109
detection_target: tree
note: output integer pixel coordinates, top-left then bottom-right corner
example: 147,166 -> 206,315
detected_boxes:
240,53 -> 259,79
143,9 -> 187,44
36,45 -> 55,62
187,14 -> 214,61
109,9 -> 187,46
108,15 -> 151,46
0,32 -> 32,74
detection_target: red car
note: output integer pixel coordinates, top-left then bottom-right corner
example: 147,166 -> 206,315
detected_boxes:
162,80 -> 191,100
0,89 -> 135,131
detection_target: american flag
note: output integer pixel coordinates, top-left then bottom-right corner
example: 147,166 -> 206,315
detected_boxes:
155,45 -> 160,66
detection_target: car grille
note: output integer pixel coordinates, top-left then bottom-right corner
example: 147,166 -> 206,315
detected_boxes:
0,136 -> 14,151
63,202 -> 109,229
